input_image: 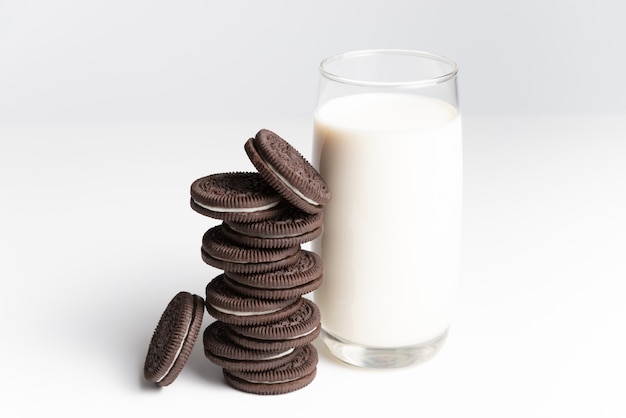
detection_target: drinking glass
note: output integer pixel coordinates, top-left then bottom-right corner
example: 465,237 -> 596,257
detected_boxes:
312,49 -> 462,368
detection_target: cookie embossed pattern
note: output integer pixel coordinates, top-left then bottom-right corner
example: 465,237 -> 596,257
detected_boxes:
144,129 -> 331,395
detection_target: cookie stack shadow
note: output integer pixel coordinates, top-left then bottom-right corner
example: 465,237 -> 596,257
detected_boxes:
189,129 -> 331,395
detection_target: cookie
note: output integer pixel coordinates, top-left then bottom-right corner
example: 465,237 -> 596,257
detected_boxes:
190,172 -> 286,222
201,225 -> 301,274
224,250 -> 323,299
245,129 -> 331,214
222,207 -> 323,249
144,292 -> 205,386
225,298 -> 321,351
223,272 -> 322,300
205,274 -> 303,325
223,344 -> 318,395
203,321 -> 299,372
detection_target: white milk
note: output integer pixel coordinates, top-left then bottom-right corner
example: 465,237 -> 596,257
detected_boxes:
313,92 -> 462,348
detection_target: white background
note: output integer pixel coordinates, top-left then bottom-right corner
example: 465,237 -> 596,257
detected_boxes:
1,0 -> 625,123
1,1 -> 625,417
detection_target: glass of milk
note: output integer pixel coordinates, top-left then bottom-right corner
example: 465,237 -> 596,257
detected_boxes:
312,50 -> 462,368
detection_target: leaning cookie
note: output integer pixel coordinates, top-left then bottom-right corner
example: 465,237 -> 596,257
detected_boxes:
223,344 -> 318,395
190,172 -> 286,222
144,292 -> 205,386
245,129 -> 331,214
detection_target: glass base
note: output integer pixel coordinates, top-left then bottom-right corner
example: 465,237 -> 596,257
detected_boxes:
321,328 -> 448,369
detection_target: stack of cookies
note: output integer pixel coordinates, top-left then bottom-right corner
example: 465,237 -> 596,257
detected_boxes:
189,129 -> 331,395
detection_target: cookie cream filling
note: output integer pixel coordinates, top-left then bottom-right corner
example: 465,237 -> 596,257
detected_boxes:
155,312 -> 193,383
262,160 -> 320,206
263,348 -> 294,360
193,199 -> 280,213
209,303 -> 283,316
288,326 -> 317,339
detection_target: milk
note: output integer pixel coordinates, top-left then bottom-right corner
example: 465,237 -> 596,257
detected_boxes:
313,92 -> 462,348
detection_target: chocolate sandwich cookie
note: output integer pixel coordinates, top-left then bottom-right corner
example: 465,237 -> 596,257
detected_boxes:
144,292 -> 204,386
205,274 -> 303,326
224,250 -> 323,300
225,298 -> 321,352
203,321 -> 299,372
223,344 -> 318,395
190,172 -> 286,222
245,129 -> 331,214
223,272 -> 322,301
222,207 -> 323,249
201,225 -> 301,274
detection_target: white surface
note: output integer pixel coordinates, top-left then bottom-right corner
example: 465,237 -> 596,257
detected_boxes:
1,114 -> 625,416
1,1 -> 625,415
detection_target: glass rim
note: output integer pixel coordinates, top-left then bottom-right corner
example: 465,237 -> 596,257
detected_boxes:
319,49 -> 459,88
